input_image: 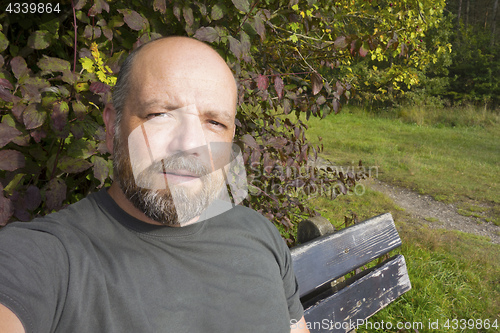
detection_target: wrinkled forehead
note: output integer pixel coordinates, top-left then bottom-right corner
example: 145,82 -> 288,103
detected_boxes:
130,73 -> 237,115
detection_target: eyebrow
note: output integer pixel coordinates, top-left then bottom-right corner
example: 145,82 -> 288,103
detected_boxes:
204,110 -> 234,125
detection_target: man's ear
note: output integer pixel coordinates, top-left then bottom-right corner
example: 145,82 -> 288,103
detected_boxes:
103,103 -> 116,154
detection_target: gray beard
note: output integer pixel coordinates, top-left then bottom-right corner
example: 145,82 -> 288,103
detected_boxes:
112,134 -> 224,226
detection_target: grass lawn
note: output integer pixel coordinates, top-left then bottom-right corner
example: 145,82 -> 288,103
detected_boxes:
304,107 -> 500,225
301,107 -> 500,332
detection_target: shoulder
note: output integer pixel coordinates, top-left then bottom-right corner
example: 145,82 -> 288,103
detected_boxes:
0,190 -> 105,244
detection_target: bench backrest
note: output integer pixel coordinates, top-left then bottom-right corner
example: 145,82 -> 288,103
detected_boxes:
291,213 -> 411,332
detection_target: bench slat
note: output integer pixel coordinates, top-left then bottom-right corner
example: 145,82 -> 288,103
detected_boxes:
291,213 -> 401,298
302,254 -> 411,333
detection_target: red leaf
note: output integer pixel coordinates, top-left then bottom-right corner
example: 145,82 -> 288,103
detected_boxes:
334,36 -> 348,49
231,0 -> 250,12
51,101 -> 69,132
194,27 -> 219,43
88,0 -> 109,16
250,149 -> 261,165
359,45 -> 368,57
0,184 -> 13,226
30,128 -> 47,143
74,0 -> 87,10
118,9 -> 147,31
44,178 -> 67,211
274,76 -> 284,99
267,137 -> 287,149
89,82 -> 111,94
333,99 -> 341,114
0,78 -> 13,90
0,150 -> 25,171
337,180 -> 347,195
241,134 -> 259,149
256,74 -> 269,91
263,152 -> 273,173
153,0 -> 167,14
25,185 -> 41,211
0,87 -> 14,102
0,122 -> 22,148
311,72 -> 323,95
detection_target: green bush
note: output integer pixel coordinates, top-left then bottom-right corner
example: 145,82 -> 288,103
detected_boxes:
0,0 -> 444,243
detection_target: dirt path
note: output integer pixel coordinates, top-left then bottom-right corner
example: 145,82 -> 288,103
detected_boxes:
366,178 -> 500,245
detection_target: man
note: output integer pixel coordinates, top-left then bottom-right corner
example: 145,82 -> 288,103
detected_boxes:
0,37 -> 310,332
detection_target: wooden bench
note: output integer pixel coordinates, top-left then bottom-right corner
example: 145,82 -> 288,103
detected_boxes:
291,213 -> 411,333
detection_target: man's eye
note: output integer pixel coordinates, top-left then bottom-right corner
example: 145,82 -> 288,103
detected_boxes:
208,120 -> 226,128
147,113 -> 170,120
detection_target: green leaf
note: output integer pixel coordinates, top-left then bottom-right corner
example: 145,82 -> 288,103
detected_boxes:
0,32 -> 9,52
58,156 -> 93,174
80,58 -> 95,73
27,30 -> 51,50
334,36 -> 348,49
4,173 -> 25,196
183,6 -> 194,27
0,150 -> 25,171
38,56 -> 71,75
211,4 -> 225,20
67,139 -> 96,159
231,0 -> 250,13
194,27 -> 219,43
253,14 -> 265,41
74,0 -> 87,10
23,104 -> 46,130
10,56 -> 29,79
228,36 -> 242,59
92,155 -> 109,188
72,100 -> 87,120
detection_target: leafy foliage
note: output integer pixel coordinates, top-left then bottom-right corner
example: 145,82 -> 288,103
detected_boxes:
0,0 -> 443,243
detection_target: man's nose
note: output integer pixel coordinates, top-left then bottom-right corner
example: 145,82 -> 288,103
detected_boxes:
167,112 -> 207,156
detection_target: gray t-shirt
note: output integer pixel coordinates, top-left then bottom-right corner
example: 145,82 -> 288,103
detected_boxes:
0,189 -> 303,332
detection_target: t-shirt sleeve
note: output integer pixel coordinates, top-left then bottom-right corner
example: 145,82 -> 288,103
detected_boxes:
0,224 -> 69,333
277,235 -> 304,322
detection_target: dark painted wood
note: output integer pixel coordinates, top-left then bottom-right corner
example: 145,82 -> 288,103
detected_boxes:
302,255 -> 412,333
291,213 -> 401,298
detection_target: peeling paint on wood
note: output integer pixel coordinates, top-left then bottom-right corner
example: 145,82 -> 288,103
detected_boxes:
291,213 -> 401,298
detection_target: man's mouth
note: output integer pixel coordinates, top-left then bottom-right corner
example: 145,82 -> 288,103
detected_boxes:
162,169 -> 201,178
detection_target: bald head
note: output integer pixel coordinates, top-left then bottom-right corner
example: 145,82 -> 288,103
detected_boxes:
112,37 -> 237,120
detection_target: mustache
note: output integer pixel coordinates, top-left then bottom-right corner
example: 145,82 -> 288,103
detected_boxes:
142,154 -> 211,177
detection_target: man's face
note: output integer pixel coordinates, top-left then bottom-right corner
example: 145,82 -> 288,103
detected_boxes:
112,47 -> 237,226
